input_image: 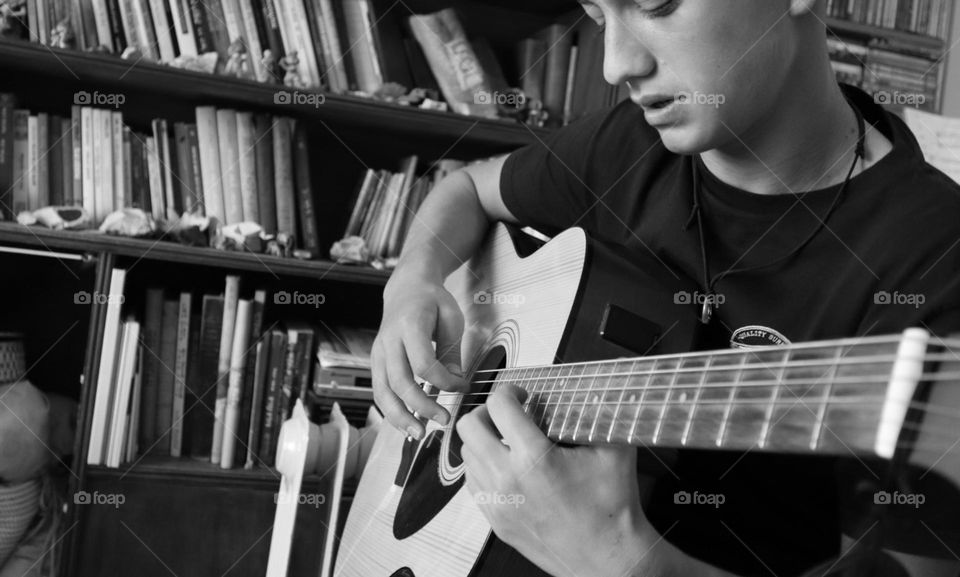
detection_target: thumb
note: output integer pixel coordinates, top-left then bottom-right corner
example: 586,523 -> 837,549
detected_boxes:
434,290 -> 465,381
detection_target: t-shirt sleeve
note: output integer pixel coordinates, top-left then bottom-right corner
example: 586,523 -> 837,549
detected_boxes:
500,108 -> 612,235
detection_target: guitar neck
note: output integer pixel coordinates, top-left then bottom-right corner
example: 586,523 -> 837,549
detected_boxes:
507,331 -> 931,458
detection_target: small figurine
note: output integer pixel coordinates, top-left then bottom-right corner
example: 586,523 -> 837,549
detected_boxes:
0,0 -> 27,40
261,48 -> 281,84
120,46 -> 142,60
49,17 -> 75,49
223,38 -> 254,80
281,51 -> 304,89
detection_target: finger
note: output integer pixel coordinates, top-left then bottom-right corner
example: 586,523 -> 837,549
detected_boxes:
385,340 -> 450,427
402,323 -> 466,393
487,385 -> 551,453
371,343 -> 423,438
434,290 -> 466,386
456,404 -> 508,463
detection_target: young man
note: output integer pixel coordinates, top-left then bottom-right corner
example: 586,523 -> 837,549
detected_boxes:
372,0 -> 960,575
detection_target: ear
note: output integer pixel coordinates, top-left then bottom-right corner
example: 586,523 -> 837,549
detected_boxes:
789,0 -> 818,16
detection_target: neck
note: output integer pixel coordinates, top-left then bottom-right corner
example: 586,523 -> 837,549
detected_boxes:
701,60 -> 861,196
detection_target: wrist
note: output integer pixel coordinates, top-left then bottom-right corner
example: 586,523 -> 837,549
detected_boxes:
384,259 -> 444,301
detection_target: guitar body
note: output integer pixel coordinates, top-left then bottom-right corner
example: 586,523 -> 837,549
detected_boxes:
334,224 -> 699,577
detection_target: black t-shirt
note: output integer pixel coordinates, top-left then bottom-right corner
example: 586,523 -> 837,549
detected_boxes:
500,85 -> 960,575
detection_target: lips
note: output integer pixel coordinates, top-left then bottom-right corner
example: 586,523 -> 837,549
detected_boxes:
638,94 -> 677,110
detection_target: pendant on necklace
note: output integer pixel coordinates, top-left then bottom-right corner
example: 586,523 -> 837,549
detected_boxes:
700,299 -> 714,325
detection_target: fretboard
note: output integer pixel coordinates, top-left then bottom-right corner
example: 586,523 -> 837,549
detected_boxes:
504,332 -> 929,458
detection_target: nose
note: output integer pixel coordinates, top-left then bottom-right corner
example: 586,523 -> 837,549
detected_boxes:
602,18 -> 657,87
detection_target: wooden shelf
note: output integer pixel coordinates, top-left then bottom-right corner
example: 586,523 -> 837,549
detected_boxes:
86,455 -> 358,493
0,222 -> 391,285
0,39 -> 550,149
825,16 -> 945,55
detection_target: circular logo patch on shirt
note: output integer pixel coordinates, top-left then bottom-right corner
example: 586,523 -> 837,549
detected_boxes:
730,325 -> 792,349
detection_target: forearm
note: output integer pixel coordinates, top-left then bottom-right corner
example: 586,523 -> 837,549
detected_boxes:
391,169 -> 492,287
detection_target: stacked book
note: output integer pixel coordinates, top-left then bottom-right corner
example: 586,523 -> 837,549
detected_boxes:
826,38 -> 939,111
340,157 -> 465,261
314,324 -> 376,400
85,268 -> 377,470
825,0 -> 953,40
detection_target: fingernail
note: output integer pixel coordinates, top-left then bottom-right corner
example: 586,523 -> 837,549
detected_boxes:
406,425 -> 422,440
445,363 -> 463,377
435,411 -> 449,426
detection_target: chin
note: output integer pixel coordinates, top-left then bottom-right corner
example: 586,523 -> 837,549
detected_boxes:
656,126 -> 713,155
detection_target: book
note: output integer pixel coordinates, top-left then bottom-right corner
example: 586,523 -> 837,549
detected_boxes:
210,274 -> 240,463
315,0 -> 349,92
70,105 -> 82,206
259,329 -> 287,466
408,9 -> 498,118
542,22 -> 574,127
26,114 -> 37,210
168,0 -> 198,57
147,0 -> 177,61
117,0 -> 143,55
292,122 -> 319,257
131,0 -> 160,60
236,111 -> 259,224
87,267 -> 127,466
112,111 -> 125,214
104,0 -> 127,53
341,0 -> 382,93
50,115 -> 64,207
154,297 -> 179,455
187,0 -> 216,55
125,349 -> 144,463
95,108 -> 114,221
235,289 -> 265,467
145,135 -> 165,221
80,106 -> 94,217
106,318 -> 140,467
237,0 -> 267,82
216,109 -> 243,224
60,113 -> 73,206
186,123 -> 204,213
343,169 -> 376,237
173,122 -> 198,213
138,287 -> 164,451
91,0 -> 114,52
243,337 -> 270,469
272,116 -> 296,238
169,292 -> 192,457
253,114 -> 277,234
189,294 -> 224,459
158,118 -> 178,219
219,297 -> 251,468
316,325 -> 375,369
11,110 -> 28,216
273,0 -> 320,87
0,93 -> 15,219
195,106 -> 225,221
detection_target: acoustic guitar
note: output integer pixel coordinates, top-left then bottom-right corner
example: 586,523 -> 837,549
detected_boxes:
334,223 -> 960,577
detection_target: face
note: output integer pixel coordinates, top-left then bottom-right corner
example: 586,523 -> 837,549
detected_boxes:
578,0 -> 808,154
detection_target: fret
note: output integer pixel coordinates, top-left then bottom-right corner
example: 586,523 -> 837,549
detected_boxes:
544,365 -> 572,439
651,358 -> 683,445
657,355 -> 710,446
810,346 -> 843,451
758,350 -> 790,448
716,353 -> 747,447
587,360 -> 626,443
520,367 -> 545,426
546,365 -> 578,440
633,357 -> 676,444
681,355 -> 713,446
627,358 -> 657,444
724,348 -> 785,450
576,363 -> 603,443
606,359 -> 638,443
560,363 -> 600,442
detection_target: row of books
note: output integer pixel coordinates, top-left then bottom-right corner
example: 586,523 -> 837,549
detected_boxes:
341,157 -> 465,261
86,268 -> 377,469
825,0 -> 953,40
516,17 -> 628,127
828,38 -> 939,111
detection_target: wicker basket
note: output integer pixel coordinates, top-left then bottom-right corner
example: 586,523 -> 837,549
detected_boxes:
0,333 -> 26,384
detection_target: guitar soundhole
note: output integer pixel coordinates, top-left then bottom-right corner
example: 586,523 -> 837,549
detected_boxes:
392,347 -> 507,540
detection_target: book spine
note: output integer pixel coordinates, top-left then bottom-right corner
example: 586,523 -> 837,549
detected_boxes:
235,290 -> 264,466
292,122 -> 319,257
204,0 -> 231,59
128,133 -> 145,209
112,111 -> 125,211
271,116 -> 295,237
168,0 -> 197,56
90,0 -> 114,51
187,0 -> 215,54
145,134 -> 164,220
122,127 -> 132,207
236,111 -> 259,225
138,287 -> 164,451
37,113 -> 50,209
26,115 -> 38,211
341,0 -> 382,93
254,114 -> 277,234
148,0 -> 177,61
344,168 -> 376,237
173,122 -> 194,213
104,0 -> 127,54
190,295 -> 224,459
296,329 -> 314,401
244,338 -> 268,469
195,106 -> 225,221
86,269 -> 127,465
275,0 -> 319,87
49,116 -> 62,206
96,108 -> 114,221
117,0 -> 141,51
185,123 -> 204,212
11,110 -> 28,216
219,296 -> 250,469
154,298 -> 179,454
317,0 -> 349,92
131,0 -> 160,60
216,109 -> 243,224
181,308 -> 201,455
0,94 -> 15,219
302,0 -> 332,91
169,292 -> 191,457
257,0 -> 285,61
211,274 -> 240,464
259,330 -> 286,466
159,119 -> 177,219
279,331 -> 299,421
70,105 -> 82,206
60,114 -> 73,206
